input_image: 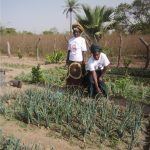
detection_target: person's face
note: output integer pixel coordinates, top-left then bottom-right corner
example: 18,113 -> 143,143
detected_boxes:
93,51 -> 100,60
73,29 -> 81,37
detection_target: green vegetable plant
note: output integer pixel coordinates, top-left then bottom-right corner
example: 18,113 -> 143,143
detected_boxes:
31,65 -> 43,83
45,50 -> 65,64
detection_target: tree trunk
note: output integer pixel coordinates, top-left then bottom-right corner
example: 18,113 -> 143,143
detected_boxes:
139,37 -> 150,69
70,11 -> 72,34
117,33 -> 123,67
7,41 -> 11,57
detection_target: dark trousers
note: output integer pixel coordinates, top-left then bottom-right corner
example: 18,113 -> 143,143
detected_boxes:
87,70 -> 108,98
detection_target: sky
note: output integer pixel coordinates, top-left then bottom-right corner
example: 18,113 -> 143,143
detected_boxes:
0,0 -> 133,34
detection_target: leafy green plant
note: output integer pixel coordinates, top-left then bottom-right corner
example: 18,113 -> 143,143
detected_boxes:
0,130 -> 55,150
123,57 -> 132,76
15,72 -> 32,82
108,67 -> 150,78
16,66 -> 67,86
45,50 -> 65,64
103,46 -> 112,56
31,65 -> 43,83
17,48 -> 23,59
0,85 -> 145,149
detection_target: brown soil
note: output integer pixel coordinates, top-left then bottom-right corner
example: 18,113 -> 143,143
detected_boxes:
0,56 -> 99,150
0,56 -> 149,150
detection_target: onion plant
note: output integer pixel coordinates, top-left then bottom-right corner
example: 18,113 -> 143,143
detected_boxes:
0,86 -> 145,148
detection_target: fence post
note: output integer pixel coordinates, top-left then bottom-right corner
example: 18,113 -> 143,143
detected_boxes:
36,38 -> 41,61
117,33 -> 123,67
7,41 -> 11,57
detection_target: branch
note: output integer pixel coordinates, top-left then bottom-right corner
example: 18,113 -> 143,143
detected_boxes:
139,37 -> 149,47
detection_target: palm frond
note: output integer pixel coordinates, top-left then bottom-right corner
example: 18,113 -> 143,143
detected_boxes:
76,4 -> 114,40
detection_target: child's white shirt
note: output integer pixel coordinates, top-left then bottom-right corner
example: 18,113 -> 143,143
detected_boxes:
87,53 -> 110,71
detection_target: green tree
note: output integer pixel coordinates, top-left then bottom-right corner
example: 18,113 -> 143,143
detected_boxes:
114,3 -> 131,32
114,0 -> 150,34
63,0 -> 81,33
0,26 -> 5,34
22,31 -> 33,35
132,0 -> 150,33
43,27 -> 58,35
0,27 -> 16,34
76,5 -> 114,42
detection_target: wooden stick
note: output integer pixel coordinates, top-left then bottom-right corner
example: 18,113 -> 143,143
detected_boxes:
139,37 -> 150,69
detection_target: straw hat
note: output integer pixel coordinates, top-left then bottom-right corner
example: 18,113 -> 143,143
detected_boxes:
72,23 -> 84,33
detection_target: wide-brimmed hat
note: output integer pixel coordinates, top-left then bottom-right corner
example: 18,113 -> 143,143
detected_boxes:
72,23 -> 84,33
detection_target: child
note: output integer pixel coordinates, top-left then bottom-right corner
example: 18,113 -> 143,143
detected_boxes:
86,44 -> 110,97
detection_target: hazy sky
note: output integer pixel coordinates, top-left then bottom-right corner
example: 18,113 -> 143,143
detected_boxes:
0,0 -> 133,34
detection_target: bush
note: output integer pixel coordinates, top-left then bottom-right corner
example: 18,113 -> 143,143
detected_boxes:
31,65 -> 43,83
45,50 -> 65,64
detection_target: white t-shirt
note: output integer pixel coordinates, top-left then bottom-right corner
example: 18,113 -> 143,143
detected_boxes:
68,36 -> 87,61
87,53 -> 110,71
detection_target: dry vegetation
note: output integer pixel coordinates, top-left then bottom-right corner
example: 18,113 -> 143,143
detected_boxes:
0,33 -> 150,59
0,33 -> 150,150
0,34 -> 68,57
101,33 -> 150,57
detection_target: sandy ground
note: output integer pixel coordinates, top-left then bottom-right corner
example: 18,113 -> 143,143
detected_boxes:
0,56 -> 100,150
0,55 -> 149,150
0,56 -> 75,149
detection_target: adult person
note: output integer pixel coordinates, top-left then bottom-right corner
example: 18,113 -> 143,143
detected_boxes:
66,23 -> 87,86
86,43 -> 110,98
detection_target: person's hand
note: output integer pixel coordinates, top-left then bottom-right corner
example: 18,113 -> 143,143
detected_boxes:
96,87 -> 101,93
99,76 -> 103,81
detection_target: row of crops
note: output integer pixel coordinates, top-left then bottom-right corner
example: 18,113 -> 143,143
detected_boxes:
0,86 -> 146,149
16,66 -> 150,104
0,66 -> 150,149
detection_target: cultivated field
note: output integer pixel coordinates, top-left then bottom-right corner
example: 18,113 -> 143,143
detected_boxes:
0,33 -> 150,150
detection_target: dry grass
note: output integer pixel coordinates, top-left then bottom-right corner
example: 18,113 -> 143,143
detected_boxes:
0,34 -> 68,57
101,33 -> 150,57
0,33 -> 150,58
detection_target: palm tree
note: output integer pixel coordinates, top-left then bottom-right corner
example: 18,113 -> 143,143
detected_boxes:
76,5 -> 114,42
63,0 -> 81,33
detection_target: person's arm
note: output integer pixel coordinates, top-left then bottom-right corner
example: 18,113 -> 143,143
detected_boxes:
66,50 -> 70,65
91,71 -> 101,93
82,38 -> 87,64
82,51 -> 86,64
99,65 -> 109,81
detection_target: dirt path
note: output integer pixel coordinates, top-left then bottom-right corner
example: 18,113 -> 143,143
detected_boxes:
0,56 -> 64,96
0,115 -> 82,150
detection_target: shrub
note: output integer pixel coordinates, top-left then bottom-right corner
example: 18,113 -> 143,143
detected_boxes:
31,65 -> 43,83
45,50 -> 65,64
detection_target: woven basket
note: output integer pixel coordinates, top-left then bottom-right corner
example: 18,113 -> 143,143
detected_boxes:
68,62 -> 82,79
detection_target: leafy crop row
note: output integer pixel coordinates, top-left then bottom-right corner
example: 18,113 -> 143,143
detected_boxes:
0,87 -> 144,149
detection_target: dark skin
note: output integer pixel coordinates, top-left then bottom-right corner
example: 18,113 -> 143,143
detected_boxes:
91,51 -> 109,93
66,29 -> 86,65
